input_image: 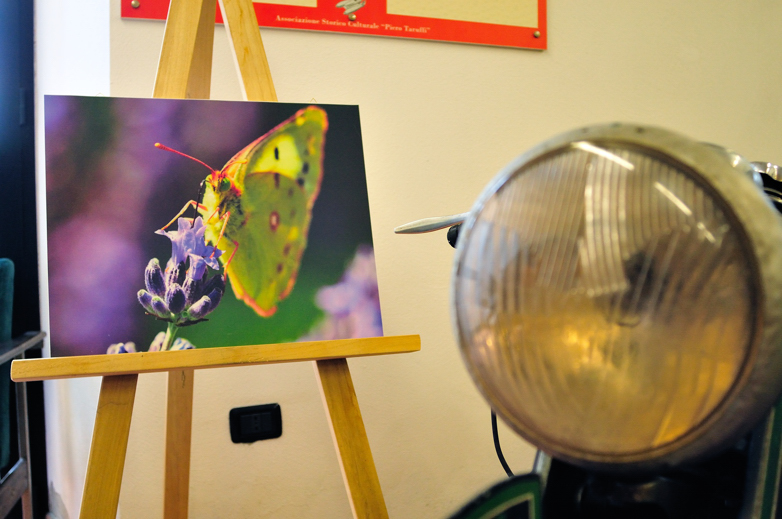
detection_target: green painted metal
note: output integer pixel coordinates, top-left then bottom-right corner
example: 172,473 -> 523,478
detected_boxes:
449,474 -> 542,519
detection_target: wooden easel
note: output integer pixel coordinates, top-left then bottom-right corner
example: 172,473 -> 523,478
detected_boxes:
11,0 -> 420,517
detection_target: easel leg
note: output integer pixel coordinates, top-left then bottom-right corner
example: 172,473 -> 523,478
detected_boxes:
164,369 -> 195,519
154,0 -> 216,99
315,359 -> 389,519
218,0 -> 277,101
154,0 -> 209,513
80,374 -> 138,519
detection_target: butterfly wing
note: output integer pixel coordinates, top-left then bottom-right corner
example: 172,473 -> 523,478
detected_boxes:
220,173 -> 311,316
227,106 -> 326,205
207,106 -> 327,317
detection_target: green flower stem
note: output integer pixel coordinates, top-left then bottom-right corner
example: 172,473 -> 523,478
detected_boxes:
161,322 -> 179,351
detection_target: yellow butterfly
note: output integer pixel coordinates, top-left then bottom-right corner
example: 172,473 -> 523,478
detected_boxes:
159,106 -> 327,317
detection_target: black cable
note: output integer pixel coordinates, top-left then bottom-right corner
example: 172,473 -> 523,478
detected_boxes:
451,230 -> 513,478
491,411 -> 514,477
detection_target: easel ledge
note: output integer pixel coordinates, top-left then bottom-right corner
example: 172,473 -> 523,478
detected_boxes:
10,335 -> 420,382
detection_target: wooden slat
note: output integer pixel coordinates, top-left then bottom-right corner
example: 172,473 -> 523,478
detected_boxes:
316,359 -> 389,519
164,369 -> 194,519
0,459 -> 28,518
79,375 -> 138,519
11,335 -> 420,382
218,0 -> 277,101
153,0 -> 217,99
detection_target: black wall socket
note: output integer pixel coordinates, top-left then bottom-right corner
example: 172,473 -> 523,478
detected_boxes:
229,403 -> 282,444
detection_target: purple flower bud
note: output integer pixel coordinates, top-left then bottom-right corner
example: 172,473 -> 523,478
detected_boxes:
138,290 -> 155,313
144,258 -> 166,297
118,343 -> 137,353
148,332 -> 165,352
107,342 -> 137,354
171,338 -> 196,350
206,286 -> 223,309
182,276 -> 201,306
166,283 -> 186,314
202,273 -> 225,296
187,295 -> 213,320
151,296 -> 170,318
195,274 -> 225,314
165,261 -> 181,289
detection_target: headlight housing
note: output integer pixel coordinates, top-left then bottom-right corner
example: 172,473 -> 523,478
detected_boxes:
453,124 -> 782,471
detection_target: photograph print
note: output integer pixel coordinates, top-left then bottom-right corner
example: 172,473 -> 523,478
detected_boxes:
44,96 -> 382,357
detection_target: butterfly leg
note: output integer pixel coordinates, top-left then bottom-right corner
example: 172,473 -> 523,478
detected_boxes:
159,200 -> 209,231
220,242 -> 240,281
210,211 -> 240,279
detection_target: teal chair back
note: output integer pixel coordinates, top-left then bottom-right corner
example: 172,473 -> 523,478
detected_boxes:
0,258 -> 15,471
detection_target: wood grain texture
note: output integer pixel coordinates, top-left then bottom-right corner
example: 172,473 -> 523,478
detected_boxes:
11,335 -> 420,382
164,369 -> 195,519
218,0 -> 277,101
79,375 -> 138,519
153,0 -> 217,99
316,359 -> 389,519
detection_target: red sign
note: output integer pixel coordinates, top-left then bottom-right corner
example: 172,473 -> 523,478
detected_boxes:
121,0 -> 547,50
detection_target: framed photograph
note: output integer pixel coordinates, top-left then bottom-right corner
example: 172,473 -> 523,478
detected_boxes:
121,0 -> 547,50
44,96 -> 382,356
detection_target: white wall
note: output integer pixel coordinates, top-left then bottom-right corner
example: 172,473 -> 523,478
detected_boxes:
34,1 -> 109,518
38,1 -> 782,518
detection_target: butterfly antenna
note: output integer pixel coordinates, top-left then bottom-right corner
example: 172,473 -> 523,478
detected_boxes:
222,156 -> 248,169
155,143 -> 218,176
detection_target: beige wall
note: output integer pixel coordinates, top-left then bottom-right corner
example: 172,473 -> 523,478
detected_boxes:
40,1 -> 782,518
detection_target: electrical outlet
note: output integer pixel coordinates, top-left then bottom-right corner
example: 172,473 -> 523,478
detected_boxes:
229,403 -> 282,444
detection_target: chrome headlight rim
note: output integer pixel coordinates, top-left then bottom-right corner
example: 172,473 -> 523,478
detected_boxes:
452,123 -> 782,471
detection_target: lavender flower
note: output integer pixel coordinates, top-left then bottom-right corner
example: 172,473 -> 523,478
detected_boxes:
137,217 -> 225,327
304,246 -> 383,340
146,332 -> 196,351
108,332 -> 196,354
155,217 -> 222,271
171,338 -> 196,350
107,342 -> 137,354
148,332 -> 165,352
131,216 -> 225,352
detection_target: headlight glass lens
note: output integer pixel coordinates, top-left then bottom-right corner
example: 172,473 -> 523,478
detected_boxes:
454,140 -> 758,462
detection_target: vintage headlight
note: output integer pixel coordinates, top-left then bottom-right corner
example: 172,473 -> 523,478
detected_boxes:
452,124 -> 782,471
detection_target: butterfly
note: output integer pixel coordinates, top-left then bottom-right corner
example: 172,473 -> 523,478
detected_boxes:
158,106 -> 327,317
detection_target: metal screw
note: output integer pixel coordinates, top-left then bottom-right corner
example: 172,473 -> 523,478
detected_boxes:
348,13 -> 357,21
533,30 -> 541,38
131,0 -> 140,7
